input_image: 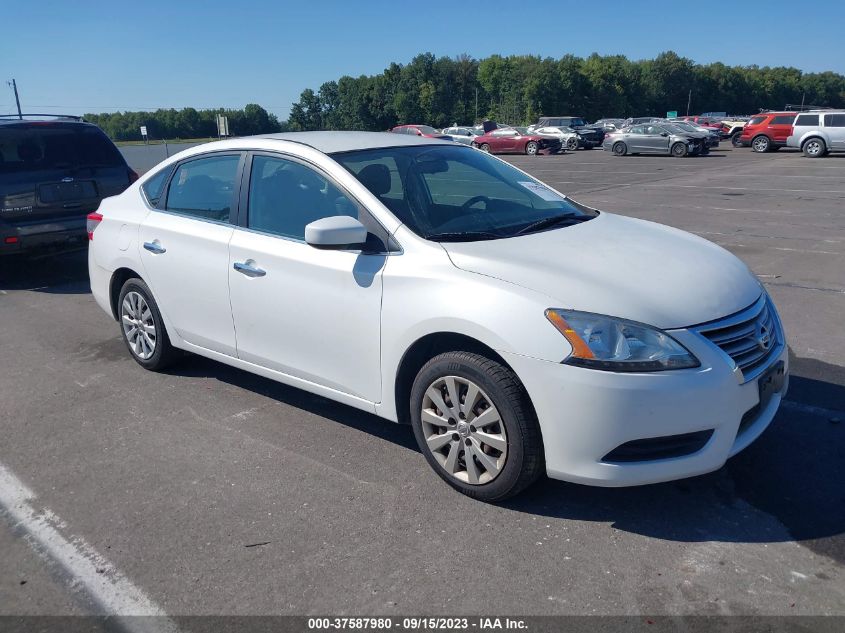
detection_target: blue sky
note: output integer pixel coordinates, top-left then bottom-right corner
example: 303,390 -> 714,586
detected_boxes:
3,0 -> 843,120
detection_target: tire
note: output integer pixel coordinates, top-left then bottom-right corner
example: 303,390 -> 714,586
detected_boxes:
612,141 -> 627,156
700,145 -> 710,155
671,142 -> 688,157
410,351 -> 544,501
117,278 -> 179,371
525,141 -> 539,155
751,135 -> 771,153
479,143 -> 491,153
802,138 -> 826,158
731,133 -> 742,147
566,137 -> 578,151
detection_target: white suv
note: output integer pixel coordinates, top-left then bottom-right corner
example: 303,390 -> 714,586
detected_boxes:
88,132 -> 787,500
787,111 -> 845,157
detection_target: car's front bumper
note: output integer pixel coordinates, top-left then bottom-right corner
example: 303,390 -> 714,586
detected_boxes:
500,327 -> 788,487
0,216 -> 87,254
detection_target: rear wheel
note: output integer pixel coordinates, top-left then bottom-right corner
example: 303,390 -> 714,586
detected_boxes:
118,278 -> 179,371
525,141 -> 539,155
671,142 -> 688,157
410,352 -> 543,501
479,143 -> 491,153
802,138 -> 826,158
612,141 -> 627,156
751,135 -> 771,152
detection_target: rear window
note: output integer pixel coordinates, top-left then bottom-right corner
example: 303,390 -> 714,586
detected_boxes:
794,114 -> 819,127
747,116 -> 767,126
0,125 -> 124,173
823,114 -> 845,127
770,115 -> 796,125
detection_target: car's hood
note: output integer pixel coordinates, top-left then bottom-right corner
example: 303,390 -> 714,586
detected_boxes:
441,212 -> 761,329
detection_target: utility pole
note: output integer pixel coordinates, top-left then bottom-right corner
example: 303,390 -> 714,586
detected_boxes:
686,89 -> 692,116
475,88 -> 478,122
7,79 -> 22,119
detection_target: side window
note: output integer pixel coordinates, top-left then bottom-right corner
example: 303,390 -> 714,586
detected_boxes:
629,125 -> 644,134
794,114 -> 819,127
823,114 -> 845,127
770,115 -> 796,125
165,154 -> 240,222
247,155 -> 357,241
141,166 -> 172,206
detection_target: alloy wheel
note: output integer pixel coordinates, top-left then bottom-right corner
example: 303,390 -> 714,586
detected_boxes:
805,140 -> 823,156
420,376 -> 508,485
752,136 -> 770,152
121,291 -> 157,360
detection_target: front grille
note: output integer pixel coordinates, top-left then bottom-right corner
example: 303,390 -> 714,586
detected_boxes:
695,295 -> 782,383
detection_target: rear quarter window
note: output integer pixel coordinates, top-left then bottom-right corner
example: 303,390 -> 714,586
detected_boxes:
141,166 -> 173,206
794,114 -> 819,127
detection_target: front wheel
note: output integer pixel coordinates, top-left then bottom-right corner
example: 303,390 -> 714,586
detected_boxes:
566,137 -> 578,151
802,138 -> 826,158
671,142 -> 688,157
118,278 -> 179,371
731,133 -> 742,147
410,352 -> 543,501
525,141 -> 539,155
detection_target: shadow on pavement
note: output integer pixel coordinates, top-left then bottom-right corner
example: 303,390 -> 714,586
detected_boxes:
169,347 -> 844,558
0,248 -> 90,294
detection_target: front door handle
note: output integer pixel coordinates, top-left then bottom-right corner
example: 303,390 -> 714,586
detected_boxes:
143,241 -> 166,254
233,261 -> 266,278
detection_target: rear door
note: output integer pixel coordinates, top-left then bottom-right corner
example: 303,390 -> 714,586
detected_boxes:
0,123 -> 131,226
823,113 -> 845,149
138,151 -> 244,356
767,114 -> 796,144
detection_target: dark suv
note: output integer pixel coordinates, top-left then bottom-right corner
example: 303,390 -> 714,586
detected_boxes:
1,115 -> 137,255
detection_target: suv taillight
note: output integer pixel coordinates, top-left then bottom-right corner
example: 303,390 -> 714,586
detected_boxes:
86,212 -> 103,240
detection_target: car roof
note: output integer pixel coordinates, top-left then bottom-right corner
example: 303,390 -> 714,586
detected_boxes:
231,131 -> 454,153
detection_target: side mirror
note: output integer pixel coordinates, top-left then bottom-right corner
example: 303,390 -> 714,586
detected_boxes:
305,216 -> 368,249
660,132 -> 669,137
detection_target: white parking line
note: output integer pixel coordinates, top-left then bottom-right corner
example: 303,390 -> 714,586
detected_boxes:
636,183 -> 845,194
0,462 -> 177,631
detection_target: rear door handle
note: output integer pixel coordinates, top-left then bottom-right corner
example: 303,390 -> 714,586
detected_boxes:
143,241 -> 166,254
233,261 -> 266,277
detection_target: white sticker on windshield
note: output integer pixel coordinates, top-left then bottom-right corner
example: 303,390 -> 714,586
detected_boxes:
518,181 -> 566,201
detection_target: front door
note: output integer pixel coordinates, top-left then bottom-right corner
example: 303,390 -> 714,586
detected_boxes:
228,153 -> 386,403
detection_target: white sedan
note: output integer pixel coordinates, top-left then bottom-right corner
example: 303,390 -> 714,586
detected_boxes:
88,132 -> 788,500
533,126 -> 581,150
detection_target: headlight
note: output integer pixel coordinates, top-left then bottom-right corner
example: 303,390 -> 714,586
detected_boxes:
545,309 -> 700,372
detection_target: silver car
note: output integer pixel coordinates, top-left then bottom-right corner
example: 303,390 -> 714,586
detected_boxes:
441,126 -> 483,145
786,111 -> 845,157
602,123 -> 705,157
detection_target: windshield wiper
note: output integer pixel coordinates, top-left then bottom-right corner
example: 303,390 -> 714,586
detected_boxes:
513,213 -> 586,236
427,230 -> 505,242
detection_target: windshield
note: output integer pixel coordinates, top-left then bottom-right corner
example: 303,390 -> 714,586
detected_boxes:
332,145 -> 597,241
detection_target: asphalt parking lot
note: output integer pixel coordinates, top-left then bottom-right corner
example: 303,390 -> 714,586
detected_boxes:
1,144 -> 843,618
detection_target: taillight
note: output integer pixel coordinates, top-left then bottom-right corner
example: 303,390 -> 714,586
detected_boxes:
128,169 -> 140,183
86,212 -> 103,240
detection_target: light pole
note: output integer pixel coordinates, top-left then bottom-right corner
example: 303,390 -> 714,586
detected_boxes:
7,79 -> 22,119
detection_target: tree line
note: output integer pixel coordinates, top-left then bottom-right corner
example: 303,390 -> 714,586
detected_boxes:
288,51 -> 845,130
83,104 -> 286,141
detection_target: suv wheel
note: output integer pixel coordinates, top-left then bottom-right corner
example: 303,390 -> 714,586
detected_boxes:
802,138 -> 826,158
118,278 -> 179,371
751,135 -> 771,152
410,352 -> 543,501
